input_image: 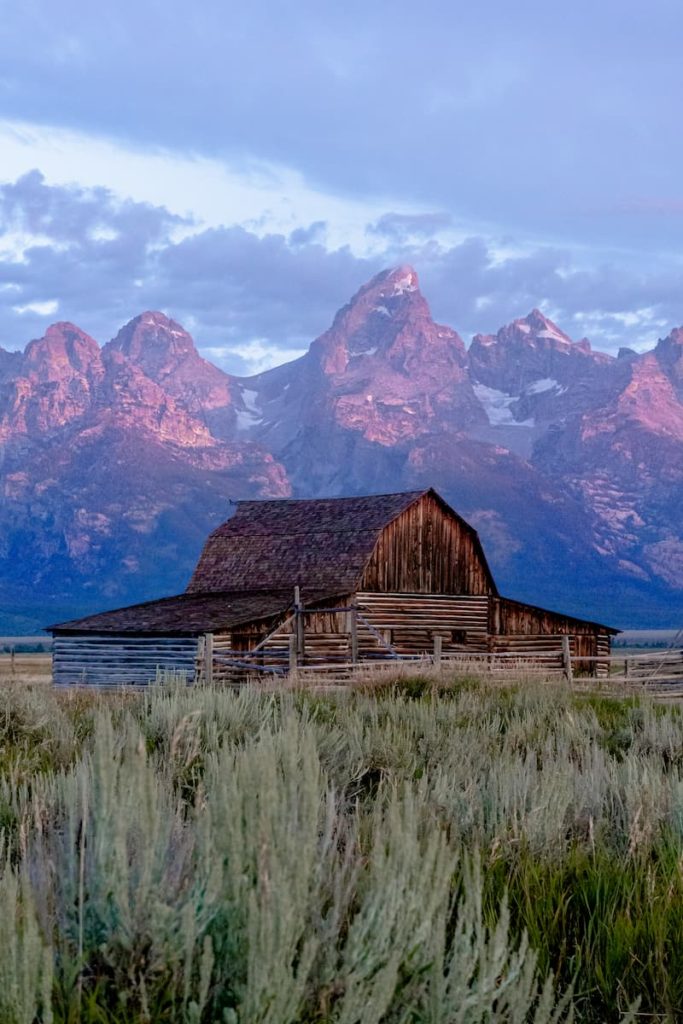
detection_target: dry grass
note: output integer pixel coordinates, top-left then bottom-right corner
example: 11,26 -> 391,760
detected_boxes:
0,652 -> 52,685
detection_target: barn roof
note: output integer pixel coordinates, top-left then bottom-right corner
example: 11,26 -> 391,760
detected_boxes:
49,587 -> 337,635
187,488 -> 497,595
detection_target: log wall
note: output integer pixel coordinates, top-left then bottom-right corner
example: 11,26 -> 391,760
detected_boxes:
491,597 -> 609,638
360,492 -> 493,596
356,592 -> 490,655
53,634 -> 199,686
491,598 -> 612,675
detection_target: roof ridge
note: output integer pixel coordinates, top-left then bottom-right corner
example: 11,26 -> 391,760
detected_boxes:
234,489 -> 427,506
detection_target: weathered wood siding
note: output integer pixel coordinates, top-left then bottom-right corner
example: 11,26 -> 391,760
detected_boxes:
360,493 -> 493,595
492,597 -> 606,637
53,634 -> 199,686
491,597 -> 612,676
356,592 -> 490,655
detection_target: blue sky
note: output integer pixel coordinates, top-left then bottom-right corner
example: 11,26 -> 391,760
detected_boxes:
1,0 -> 682,373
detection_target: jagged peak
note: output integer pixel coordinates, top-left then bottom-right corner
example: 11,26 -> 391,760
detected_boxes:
377,264 -> 420,295
126,310 -> 183,329
660,326 -> 683,347
24,322 -> 101,369
114,310 -> 191,339
519,309 -> 572,342
310,264 -> 465,376
346,265 -> 422,310
654,326 -> 683,381
108,310 -> 196,364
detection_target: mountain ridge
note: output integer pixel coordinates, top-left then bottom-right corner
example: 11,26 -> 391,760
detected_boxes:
1,264 -> 681,632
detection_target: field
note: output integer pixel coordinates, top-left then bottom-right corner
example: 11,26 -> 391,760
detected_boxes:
0,651 -> 52,684
3,674 -> 683,1022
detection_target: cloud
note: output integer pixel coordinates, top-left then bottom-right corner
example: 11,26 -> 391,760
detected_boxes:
3,1 -> 683,256
367,211 -> 453,241
0,173 -> 379,369
12,299 -> 59,316
204,340 -> 308,375
2,172 -> 683,373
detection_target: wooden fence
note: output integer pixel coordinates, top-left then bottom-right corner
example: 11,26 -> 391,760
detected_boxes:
204,616 -> 683,690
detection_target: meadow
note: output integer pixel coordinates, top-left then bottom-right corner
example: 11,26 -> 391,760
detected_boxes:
1,673 -> 682,1022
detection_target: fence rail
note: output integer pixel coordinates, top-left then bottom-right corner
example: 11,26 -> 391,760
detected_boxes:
204,630 -> 683,690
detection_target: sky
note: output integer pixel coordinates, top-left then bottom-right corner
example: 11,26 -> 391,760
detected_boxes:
1,0 -> 683,374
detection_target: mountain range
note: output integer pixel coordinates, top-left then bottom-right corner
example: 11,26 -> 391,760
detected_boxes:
1,265 -> 681,632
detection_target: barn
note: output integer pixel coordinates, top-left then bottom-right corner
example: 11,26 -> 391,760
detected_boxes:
49,489 -> 617,684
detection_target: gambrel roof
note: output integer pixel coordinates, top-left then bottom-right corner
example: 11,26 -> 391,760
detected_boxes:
187,488 -> 497,596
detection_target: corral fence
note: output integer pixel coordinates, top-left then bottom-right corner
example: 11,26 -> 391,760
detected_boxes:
200,601 -> 683,691
204,638 -> 683,690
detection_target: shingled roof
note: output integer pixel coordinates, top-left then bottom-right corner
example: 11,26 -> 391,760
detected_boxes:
49,587 -> 338,635
187,490 -> 432,595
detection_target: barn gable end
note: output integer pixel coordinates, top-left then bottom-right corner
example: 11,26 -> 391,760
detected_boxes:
360,491 -> 496,596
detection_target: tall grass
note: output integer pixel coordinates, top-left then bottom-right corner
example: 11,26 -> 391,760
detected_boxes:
3,675 -> 681,1020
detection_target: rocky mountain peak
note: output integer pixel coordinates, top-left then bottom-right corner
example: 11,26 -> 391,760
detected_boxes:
106,310 -> 235,416
0,323 -> 103,439
311,264 -> 466,376
374,264 -> 420,295
470,308 -> 613,394
23,322 -> 102,380
521,309 -> 572,343
654,327 -> 683,392
107,311 -> 196,373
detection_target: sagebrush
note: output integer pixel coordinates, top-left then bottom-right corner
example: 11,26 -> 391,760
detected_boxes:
2,676 -> 679,1020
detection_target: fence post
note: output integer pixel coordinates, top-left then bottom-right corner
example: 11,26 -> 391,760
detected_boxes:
433,634 -> 443,668
624,657 -> 630,680
288,632 -> 298,673
561,635 -> 573,683
350,607 -> 359,664
294,585 -> 305,666
203,632 -> 214,686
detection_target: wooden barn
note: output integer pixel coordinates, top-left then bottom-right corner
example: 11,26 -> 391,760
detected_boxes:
49,489 -> 617,685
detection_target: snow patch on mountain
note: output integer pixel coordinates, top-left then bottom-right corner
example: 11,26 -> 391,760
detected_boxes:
473,383 -> 535,426
538,329 -> 571,346
235,387 -> 263,430
525,377 -> 567,395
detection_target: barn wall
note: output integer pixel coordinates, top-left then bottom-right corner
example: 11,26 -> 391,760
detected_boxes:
491,597 -> 612,675
53,634 -> 199,685
492,597 -> 609,638
360,493 -> 493,595
356,592 -> 490,655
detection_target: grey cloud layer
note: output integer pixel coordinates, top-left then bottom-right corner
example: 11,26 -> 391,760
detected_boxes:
1,174 -> 681,372
2,1 -> 683,253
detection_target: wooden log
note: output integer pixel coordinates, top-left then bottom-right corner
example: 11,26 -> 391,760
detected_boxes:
433,634 -> 442,667
562,635 -> 573,683
349,607 -> 357,664
203,633 -> 214,685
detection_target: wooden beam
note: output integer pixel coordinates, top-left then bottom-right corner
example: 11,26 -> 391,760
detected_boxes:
433,634 -> 443,667
294,585 -> 305,664
203,632 -> 214,686
562,635 -> 573,683
350,607 -> 358,664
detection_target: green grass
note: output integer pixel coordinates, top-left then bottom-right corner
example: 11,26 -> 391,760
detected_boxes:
4,677 -> 683,1020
